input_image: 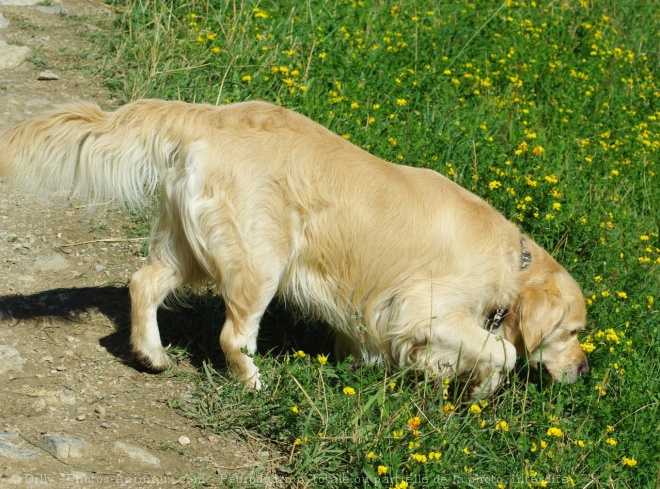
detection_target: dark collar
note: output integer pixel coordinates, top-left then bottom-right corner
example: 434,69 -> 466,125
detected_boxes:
485,238 -> 531,332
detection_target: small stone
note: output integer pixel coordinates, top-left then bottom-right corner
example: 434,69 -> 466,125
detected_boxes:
35,5 -> 64,14
178,436 -> 190,446
0,433 -> 37,460
0,42 -> 31,71
0,345 -> 25,375
76,415 -> 86,421
37,70 -> 59,81
100,422 -> 111,429
94,406 -> 106,416
94,264 -> 106,273
114,441 -> 160,467
42,435 -> 84,459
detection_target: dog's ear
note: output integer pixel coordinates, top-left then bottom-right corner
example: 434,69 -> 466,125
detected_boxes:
503,286 -> 567,355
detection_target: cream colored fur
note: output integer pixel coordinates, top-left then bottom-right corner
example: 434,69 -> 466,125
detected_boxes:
0,99 -> 589,400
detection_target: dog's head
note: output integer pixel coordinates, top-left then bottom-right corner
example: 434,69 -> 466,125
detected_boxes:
502,240 -> 589,383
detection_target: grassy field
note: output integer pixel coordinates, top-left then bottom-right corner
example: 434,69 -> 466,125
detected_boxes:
103,0 -> 658,487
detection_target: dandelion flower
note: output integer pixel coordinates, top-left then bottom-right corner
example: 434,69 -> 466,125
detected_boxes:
317,354 -> 328,365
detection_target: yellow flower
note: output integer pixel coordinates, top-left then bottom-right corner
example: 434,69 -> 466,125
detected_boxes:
411,453 -> 427,463
392,430 -> 404,439
292,350 -> 306,358
377,465 -> 388,476
388,382 -> 396,390
532,145 -> 544,156
567,476 -> 576,486
468,404 -> 481,415
495,420 -> 509,432
317,354 -> 328,365
241,75 -> 252,83
366,451 -> 375,459
577,440 -> 585,448
396,98 -> 407,106
407,416 -> 422,429
343,386 -> 356,396
211,46 -> 220,54
547,427 -> 563,438
291,405 -> 299,414
605,438 -> 618,447
530,442 -> 537,452
622,456 -> 637,467
443,403 -> 456,413
318,52 -> 327,59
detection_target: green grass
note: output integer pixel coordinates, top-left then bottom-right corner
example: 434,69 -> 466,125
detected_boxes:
101,0 -> 659,487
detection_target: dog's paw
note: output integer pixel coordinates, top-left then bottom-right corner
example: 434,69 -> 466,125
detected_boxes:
133,346 -> 172,372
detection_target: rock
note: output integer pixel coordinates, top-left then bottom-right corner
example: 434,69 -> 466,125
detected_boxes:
0,41 -> 31,71
0,0 -> 41,5
42,434 -> 84,459
0,14 -> 9,30
114,441 -> 161,467
36,5 -> 64,15
37,70 -> 59,81
178,435 -> 190,446
0,433 -> 38,460
31,253 -> 71,272
0,344 -> 25,374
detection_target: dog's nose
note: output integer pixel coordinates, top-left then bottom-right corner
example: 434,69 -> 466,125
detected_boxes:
578,362 -> 590,376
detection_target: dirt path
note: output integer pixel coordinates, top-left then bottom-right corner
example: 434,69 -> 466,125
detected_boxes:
0,2 -> 261,486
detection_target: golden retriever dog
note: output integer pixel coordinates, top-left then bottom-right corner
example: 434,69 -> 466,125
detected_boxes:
0,99 -> 589,400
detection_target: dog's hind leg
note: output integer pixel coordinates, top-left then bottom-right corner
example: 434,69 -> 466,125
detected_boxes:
129,260 -> 182,371
217,261 -> 283,390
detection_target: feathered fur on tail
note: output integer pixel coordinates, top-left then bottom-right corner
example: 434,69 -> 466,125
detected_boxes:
0,100 -> 188,208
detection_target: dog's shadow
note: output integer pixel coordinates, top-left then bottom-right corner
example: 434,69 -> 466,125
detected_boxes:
0,286 -> 334,372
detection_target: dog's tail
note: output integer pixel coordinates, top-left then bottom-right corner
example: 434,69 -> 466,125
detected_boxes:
0,101 -> 180,208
